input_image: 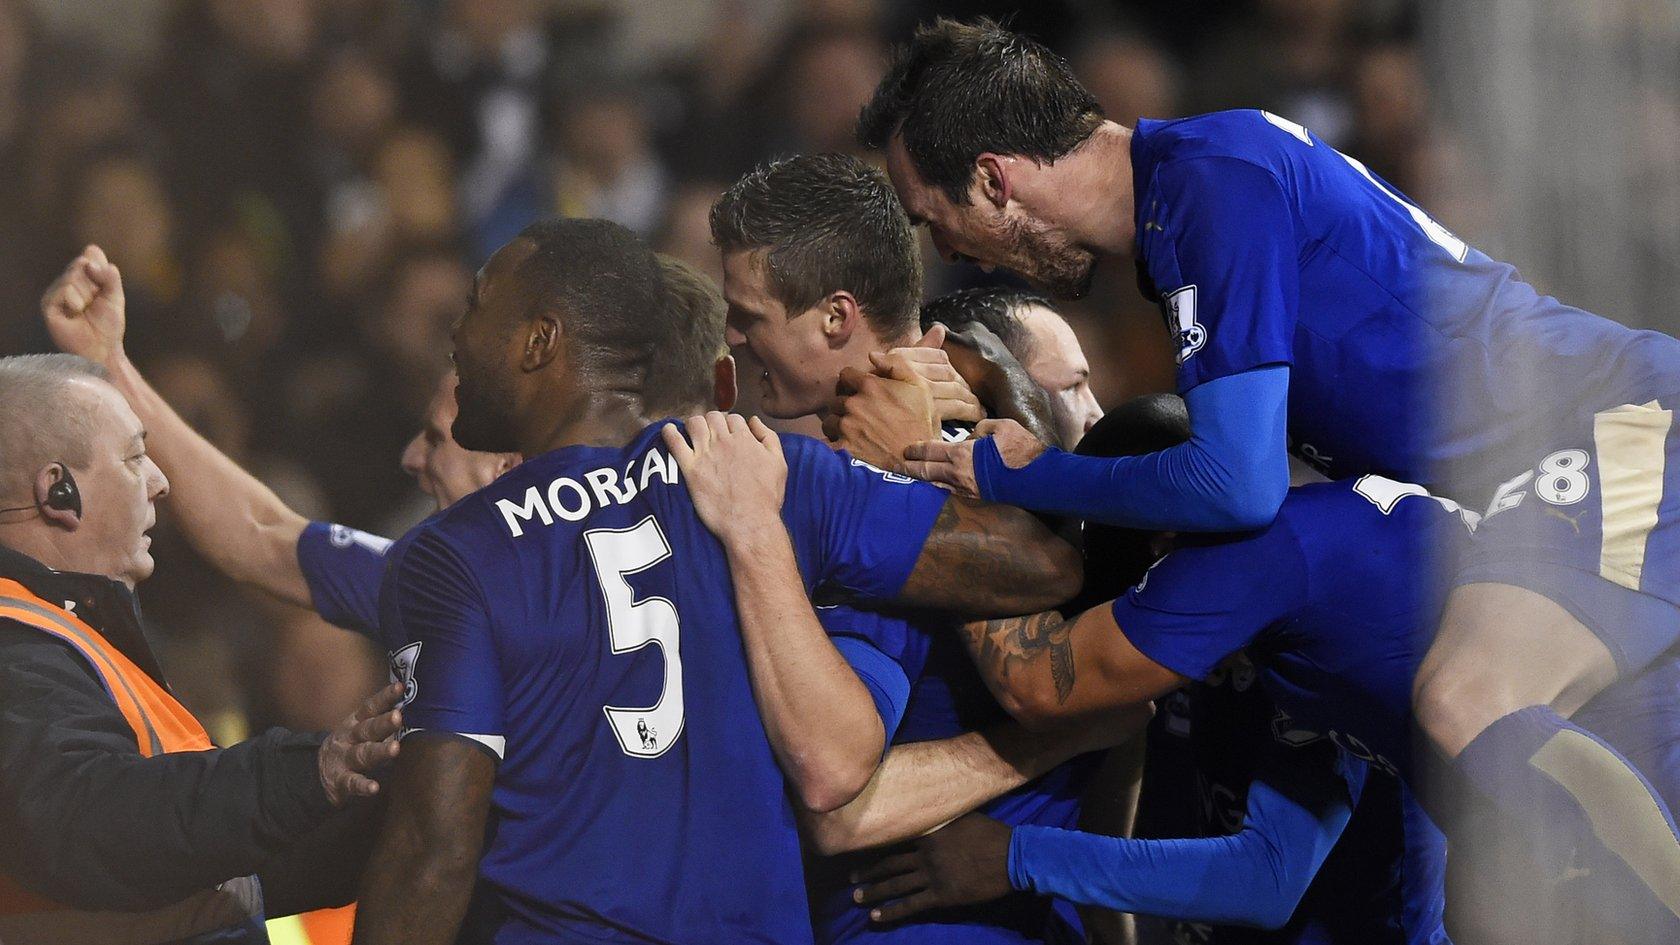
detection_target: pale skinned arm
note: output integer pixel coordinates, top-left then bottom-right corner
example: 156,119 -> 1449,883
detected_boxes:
42,247 -> 312,608
801,706 -> 1150,856
663,414 -> 887,813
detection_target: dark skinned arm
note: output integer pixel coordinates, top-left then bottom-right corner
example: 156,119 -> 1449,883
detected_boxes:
894,496 -> 1083,618
954,602 -> 1188,729
352,735 -> 495,945
936,321 -> 1061,448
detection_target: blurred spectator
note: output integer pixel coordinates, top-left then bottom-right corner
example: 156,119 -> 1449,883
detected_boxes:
68,147 -> 184,362
553,87 -> 670,236
778,29 -> 888,158
655,180 -> 730,285
1192,0 -> 1360,147
1073,31 -> 1184,130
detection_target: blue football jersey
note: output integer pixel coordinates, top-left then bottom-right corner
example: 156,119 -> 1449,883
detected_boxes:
1132,110 -> 1680,504
1135,669 -> 1443,945
809,627 -> 1096,945
1113,477 -> 1469,941
296,521 -> 390,639
1113,476 -> 1471,785
377,421 -> 948,945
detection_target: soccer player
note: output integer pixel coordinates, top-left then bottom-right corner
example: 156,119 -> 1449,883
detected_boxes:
712,155 -> 1110,944
44,244 -> 1105,941
41,245 -> 519,647
860,18 -> 1680,930
353,218 -> 1083,945
918,287 -> 1103,449
854,400 -> 1455,945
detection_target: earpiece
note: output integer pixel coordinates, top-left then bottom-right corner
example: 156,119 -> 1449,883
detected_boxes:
0,462 -> 82,519
45,464 -> 81,518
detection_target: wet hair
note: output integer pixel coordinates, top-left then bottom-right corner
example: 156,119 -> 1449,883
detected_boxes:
710,152 -> 922,342
1067,394 -> 1190,610
858,17 -> 1103,205
0,354 -> 110,497
648,254 -> 727,415
918,285 -> 1055,363
513,217 -> 667,386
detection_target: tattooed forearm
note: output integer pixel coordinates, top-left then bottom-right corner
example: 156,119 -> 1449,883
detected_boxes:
968,611 -> 1076,705
899,497 -> 1082,616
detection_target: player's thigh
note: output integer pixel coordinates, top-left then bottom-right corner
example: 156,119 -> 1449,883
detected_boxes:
1418,397 -> 1680,757
1414,583 -> 1618,758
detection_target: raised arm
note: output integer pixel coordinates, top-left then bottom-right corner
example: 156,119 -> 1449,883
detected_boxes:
802,708 -> 1147,856
352,735 -> 494,945
663,414 -> 888,812
42,247 -> 312,607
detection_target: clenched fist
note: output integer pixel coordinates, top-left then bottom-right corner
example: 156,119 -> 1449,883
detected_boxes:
42,245 -> 128,368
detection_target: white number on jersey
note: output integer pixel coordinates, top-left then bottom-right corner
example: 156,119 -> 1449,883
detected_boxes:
585,516 -> 684,758
1263,112 -> 1470,263
1536,449 -> 1592,506
1353,475 -> 1481,530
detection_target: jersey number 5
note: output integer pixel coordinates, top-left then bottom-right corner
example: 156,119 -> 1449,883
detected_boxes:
586,516 -> 684,758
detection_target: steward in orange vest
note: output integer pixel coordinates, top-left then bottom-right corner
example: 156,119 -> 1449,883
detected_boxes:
0,544 -> 367,944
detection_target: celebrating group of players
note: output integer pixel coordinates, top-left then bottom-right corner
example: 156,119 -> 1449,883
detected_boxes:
39,17 -> 1680,945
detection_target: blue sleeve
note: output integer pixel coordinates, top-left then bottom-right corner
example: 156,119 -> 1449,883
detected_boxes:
1144,156 -> 1298,390
779,435 -> 949,600
1007,750 -> 1363,928
829,636 -> 912,742
296,522 -> 391,641
975,365 -> 1290,531
1109,518 -> 1308,681
379,528 -> 506,760
818,604 -> 927,742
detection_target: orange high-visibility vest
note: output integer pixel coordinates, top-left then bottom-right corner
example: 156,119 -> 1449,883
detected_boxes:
0,577 -> 353,943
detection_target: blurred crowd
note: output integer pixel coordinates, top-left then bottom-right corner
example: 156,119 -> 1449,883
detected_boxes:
0,0 -> 1664,737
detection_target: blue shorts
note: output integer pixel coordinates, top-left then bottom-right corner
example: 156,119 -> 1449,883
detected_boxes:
1455,396 -> 1680,673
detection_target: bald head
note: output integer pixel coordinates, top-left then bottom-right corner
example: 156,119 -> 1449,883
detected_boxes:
0,354 -> 109,498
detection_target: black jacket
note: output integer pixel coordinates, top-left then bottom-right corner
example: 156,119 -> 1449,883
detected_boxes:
0,544 -> 337,913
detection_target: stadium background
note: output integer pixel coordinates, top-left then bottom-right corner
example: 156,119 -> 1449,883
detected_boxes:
0,0 -> 1675,748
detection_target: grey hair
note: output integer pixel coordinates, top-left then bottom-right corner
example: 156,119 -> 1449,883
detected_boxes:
0,354 -> 111,497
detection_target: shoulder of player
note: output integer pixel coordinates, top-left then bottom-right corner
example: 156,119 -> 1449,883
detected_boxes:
1138,112 -> 1293,196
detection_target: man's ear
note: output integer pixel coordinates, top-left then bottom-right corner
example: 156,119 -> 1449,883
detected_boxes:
712,353 -> 738,411
820,291 -> 862,347
35,465 -> 80,531
496,453 -> 523,476
975,154 -> 1014,210
521,316 -> 563,371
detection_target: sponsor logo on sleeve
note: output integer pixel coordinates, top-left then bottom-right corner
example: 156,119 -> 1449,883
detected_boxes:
1162,285 -> 1205,364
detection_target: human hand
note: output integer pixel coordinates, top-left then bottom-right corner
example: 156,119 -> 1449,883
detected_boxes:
662,412 -> 787,542
318,682 -> 405,808
824,367 -> 940,474
42,245 -> 128,368
869,324 -> 985,425
933,320 -> 1019,403
852,814 -> 1015,924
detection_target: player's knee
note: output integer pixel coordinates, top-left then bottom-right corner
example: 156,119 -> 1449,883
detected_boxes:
1412,657 -> 1519,760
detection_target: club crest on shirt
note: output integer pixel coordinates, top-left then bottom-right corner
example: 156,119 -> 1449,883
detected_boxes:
389,641 -> 422,707
1161,285 -> 1205,364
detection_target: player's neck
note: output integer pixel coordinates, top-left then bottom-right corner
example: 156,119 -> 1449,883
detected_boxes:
517,388 -> 658,457
1048,122 -> 1137,255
